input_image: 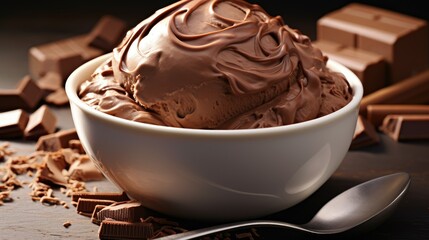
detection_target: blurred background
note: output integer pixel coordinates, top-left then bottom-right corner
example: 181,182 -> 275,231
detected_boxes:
1,0 -> 428,40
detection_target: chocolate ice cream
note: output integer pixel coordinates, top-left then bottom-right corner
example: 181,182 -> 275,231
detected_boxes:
79,0 -> 352,129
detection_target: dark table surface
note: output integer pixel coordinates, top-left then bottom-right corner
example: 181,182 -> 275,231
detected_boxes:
1,1 -> 428,239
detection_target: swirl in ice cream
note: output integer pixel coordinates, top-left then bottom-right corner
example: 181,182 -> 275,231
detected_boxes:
79,0 -> 352,129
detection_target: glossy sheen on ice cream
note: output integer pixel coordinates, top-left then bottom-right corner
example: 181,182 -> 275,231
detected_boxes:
79,0 -> 353,129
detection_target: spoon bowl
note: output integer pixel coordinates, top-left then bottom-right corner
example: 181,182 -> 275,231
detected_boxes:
158,172 -> 410,239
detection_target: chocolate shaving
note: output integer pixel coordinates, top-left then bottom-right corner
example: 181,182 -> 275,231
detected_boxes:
0,142 -> 14,161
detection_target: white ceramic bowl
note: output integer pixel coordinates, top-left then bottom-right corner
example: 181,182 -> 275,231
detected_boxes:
66,53 -> 363,222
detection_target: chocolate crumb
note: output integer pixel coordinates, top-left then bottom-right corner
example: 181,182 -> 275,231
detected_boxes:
0,142 -> 14,161
63,221 -> 72,228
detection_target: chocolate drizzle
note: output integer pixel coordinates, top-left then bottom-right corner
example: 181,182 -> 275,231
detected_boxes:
79,0 -> 352,129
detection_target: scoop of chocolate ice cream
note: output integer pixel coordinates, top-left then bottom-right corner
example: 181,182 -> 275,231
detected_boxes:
79,0 -> 352,129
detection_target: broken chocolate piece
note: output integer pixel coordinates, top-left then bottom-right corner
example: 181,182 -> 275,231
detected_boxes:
68,139 -> 85,154
24,105 -> 57,140
87,15 -> 127,52
350,115 -> 380,149
44,88 -> 69,106
97,200 -> 149,223
35,128 -> 78,152
360,69 -> 429,115
0,76 -> 44,112
380,114 -> 429,141
99,220 -> 153,240
313,40 -> 386,95
366,104 -> 429,127
29,35 -> 103,81
317,3 -> 429,83
35,72 -> 63,97
0,109 -> 29,139
72,191 -> 129,203
36,152 -> 68,186
67,155 -> 104,181
77,198 -> 116,215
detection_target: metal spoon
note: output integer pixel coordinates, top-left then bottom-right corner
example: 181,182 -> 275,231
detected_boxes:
157,172 -> 410,239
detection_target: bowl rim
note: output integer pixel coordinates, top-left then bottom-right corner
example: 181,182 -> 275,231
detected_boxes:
65,53 -> 363,138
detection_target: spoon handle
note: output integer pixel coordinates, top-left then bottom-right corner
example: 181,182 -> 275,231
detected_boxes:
155,220 -> 306,240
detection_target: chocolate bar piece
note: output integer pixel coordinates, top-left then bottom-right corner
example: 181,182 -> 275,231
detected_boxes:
91,205 -> 107,225
0,109 -> 29,139
350,115 -> 380,149
367,104 -> 429,127
24,105 -> 57,140
97,201 -> 149,223
313,40 -> 386,95
77,198 -> 116,215
88,15 -> 127,52
72,191 -> 129,203
35,128 -> 79,152
360,69 -> 429,115
317,3 -> 429,83
29,35 -> 103,81
0,76 -> 44,112
99,220 -> 153,240
380,114 -> 429,141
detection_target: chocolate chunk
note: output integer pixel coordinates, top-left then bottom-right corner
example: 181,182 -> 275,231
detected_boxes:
97,200 -> 149,223
72,191 -> 129,203
29,35 -> 104,81
88,15 -> 127,52
35,72 -> 63,97
24,105 -> 57,140
317,3 -> 429,83
380,114 -> 429,141
35,128 -> 78,152
36,152 -> 68,186
67,155 -> 104,181
0,76 -> 44,112
0,109 -> 29,139
313,40 -> 386,95
68,139 -> 85,154
367,104 -> 429,127
99,220 -> 153,240
44,88 -> 69,106
350,115 -> 380,149
360,69 -> 429,115
76,198 -> 116,215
